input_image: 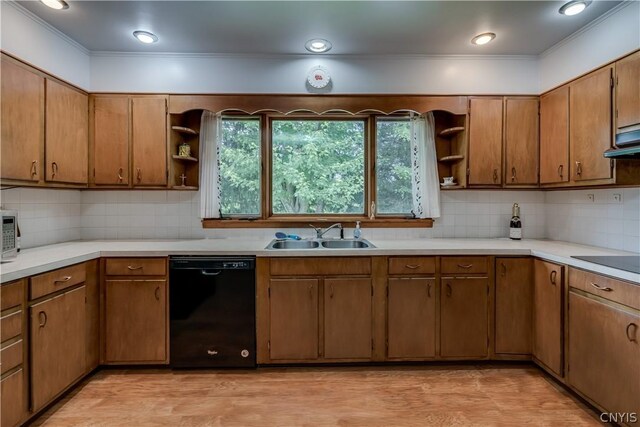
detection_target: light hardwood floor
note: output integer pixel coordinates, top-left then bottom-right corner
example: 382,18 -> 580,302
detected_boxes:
30,365 -> 600,426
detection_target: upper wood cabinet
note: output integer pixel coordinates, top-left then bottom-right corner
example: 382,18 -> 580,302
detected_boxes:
615,51 -> 640,131
533,259 -> 564,377
91,96 -> 130,185
132,96 -> 168,186
468,97 -> 503,186
1,57 -> 44,183
495,258 -> 533,355
45,79 -> 88,184
569,66 -> 613,182
540,86 -> 570,184
504,97 -> 539,186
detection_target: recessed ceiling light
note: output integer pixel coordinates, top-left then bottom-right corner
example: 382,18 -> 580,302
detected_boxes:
40,0 -> 69,10
471,32 -> 496,46
305,39 -> 332,53
133,30 -> 158,44
559,0 -> 590,16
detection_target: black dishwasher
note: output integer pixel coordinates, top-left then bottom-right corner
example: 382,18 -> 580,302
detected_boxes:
169,256 -> 256,368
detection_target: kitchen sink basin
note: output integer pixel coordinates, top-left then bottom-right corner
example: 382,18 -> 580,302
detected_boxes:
266,239 -> 375,250
269,240 -> 320,249
321,240 -> 371,249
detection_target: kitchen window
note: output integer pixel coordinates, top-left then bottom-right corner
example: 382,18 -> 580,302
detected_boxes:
375,118 -> 413,215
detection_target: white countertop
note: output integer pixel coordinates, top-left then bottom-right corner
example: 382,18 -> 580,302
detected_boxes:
1,238 -> 638,284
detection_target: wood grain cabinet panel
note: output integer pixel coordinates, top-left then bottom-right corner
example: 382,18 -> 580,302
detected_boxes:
1,368 -> 25,427
533,259 -> 564,376
495,258 -> 533,354
30,262 -> 87,300
30,286 -> 86,412
468,97 -> 503,186
570,66 -> 613,182
105,279 -> 167,363
0,339 -> 23,375
1,57 -> 44,182
92,96 -> 130,185
105,258 -> 167,276
387,278 -> 436,359
568,290 -> 640,420
324,278 -> 372,359
440,277 -> 489,358
268,279 -> 319,360
615,51 -> 640,130
540,86 -> 570,184
388,257 -> 436,275
441,256 -> 488,275
504,97 -> 539,186
0,279 -> 25,311
45,79 -> 88,184
0,310 -> 22,342
132,96 -> 168,186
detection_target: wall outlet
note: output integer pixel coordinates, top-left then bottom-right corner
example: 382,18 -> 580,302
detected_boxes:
612,193 -> 623,203
587,194 -> 595,202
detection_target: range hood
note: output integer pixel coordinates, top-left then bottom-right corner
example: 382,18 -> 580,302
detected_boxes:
604,129 -> 640,159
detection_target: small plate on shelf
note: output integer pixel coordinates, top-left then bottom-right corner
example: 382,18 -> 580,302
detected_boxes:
440,182 -> 458,187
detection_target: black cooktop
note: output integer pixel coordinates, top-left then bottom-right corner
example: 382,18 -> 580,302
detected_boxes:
571,256 -> 640,274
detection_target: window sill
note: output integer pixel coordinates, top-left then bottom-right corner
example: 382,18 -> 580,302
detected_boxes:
202,217 -> 433,228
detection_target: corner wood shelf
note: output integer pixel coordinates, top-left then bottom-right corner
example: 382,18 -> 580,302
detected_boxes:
438,127 -> 465,138
172,155 -> 198,163
171,126 -> 199,136
438,154 -> 465,163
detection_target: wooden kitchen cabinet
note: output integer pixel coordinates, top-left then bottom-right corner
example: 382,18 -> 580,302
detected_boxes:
132,96 -> 168,186
91,96 -> 130,185
1,56 -> 44,183
105,279 -> 167,363
615,51 -> 640,131
85,260 -> 100,372
440,277 -> 489,358
468,97 -> 503,186
324,278 -> 372,359
540,86 -> 570,184
569,66 -> 613,182
30,286 -> 86,412
387,278 -> 436,359
45,79 -> 88,184
504,97 -> 539,186
268,278 -> 319,360
533,259 -> 564,376
495,258 -> 533,355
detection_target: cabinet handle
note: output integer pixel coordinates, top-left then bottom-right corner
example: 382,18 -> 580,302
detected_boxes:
329,285 -> 334,299
590,282 -> 613,292
550,270 -> 557,285
38,311 -> 47,328
127,265 -> 143,270
309,284 -> 314,299
446,283 -> 452,297
575,161 -> 582,176
557,164 -> 563,179
511,167 -> 516,182
155,286 -> 161,301
501,263 -> 507,277
493,169 -> 498,183
626,323 -> 638,343
404,264 -> 420,269
137,168 -> 142,182
51,162 -> 58,178
54,276 -> 72,284
457,264 -> 473,269
118,167 -> 124,183
426,283 -> 431,298
31,160 -> 38,178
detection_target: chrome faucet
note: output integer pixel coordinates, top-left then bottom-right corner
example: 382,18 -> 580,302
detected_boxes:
309,223 -> 343,239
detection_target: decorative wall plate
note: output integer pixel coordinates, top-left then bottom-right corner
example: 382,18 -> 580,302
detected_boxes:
307,66 -> 331,89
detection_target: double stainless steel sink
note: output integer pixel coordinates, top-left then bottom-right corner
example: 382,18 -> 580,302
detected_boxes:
266,238 -> 375,250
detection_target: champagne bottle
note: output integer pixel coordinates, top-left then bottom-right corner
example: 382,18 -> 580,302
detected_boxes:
509,203 -> 522,240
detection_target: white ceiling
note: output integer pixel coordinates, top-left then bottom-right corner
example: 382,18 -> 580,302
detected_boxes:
17,0 -> 623,55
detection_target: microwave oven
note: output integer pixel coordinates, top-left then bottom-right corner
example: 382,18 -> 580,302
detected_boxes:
1,210 -> 18,262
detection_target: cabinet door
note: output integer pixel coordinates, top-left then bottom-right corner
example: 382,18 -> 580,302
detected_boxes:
387,278 -> 436,359
45,79 -> 88,184
441,277 -> 489,357
504,97 -> 539,186
132,96 -> 167,186
615,51 -> 640,130
468,97 -> 503,186
85,260 -> 100,371
324,278 -> 372,359
533,259 -> 563,376
1,369 -> 24,427
568,291 -> 640,418
105,280 -> 167,363
496,258 -> 533,354
30,286 -> 86,412
269,279 -> 318,360
93,96 -> 129,185
540,87 -> 570,184
570,66 -> 613,182
1,57 -> 43,182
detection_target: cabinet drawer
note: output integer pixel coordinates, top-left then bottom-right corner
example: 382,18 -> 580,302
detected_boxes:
105,258 -> 167,276
0,311 -> 21,342
0,280 -> 24,311
1,368 -> 24,427
30,263 -> 86,300
0,339 -> 22,375
388,257 -> 436,275
441,257 -> 488,275
270,257 -> 371,276
569,267 -> 639,310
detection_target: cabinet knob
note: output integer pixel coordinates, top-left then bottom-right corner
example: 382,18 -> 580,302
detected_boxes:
118,167 -> 124,183
404,264 -> 420,269
38,311 -> 47,328
137,168 -> 142,182
493,169 -> 498,183
511,167 -> 516,182
426,283 -> 431,298
501,263 -> 507,277
51,162 -> 58,178
457,264 -> 473,269
446,283 -> 452,297
557,164 -> 563,179
575,161 -> 582,176
550,270 -> 557,285
626,323 -> 638,343
590,282 -> 613,292
54,276 -> 72,284
155,286 -> 161,301
127,265 -> 143,270
31,160 -> 38,178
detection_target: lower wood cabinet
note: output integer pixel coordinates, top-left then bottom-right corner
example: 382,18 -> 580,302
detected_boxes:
495,258 -> 533,355
30,286 -> 86,412
533,259 -> 564,376
387,278 -> 436,359
440,277 -> 489,358
105,279 -> 167,363
1,369 -> 24,427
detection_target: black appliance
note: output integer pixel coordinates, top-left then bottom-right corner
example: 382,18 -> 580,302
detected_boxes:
571,255 -> 640,275
169,256 -> 256,368
604,129 -> 640,159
